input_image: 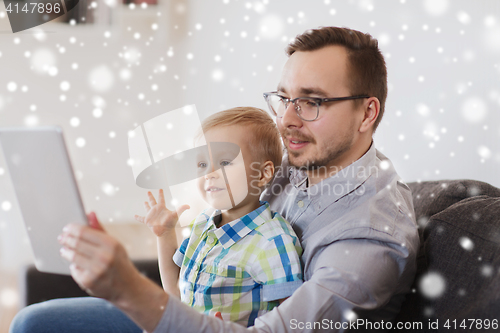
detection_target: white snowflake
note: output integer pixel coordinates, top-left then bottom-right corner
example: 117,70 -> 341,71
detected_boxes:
419,272 -> 446,299
0,288 -> 19,308
24,115 -> 38,126
7,82 -> 17,92
101,182 -> 117,196
462,97 -> 487,123
457,11 -> 471,24
60,81 -> 70,91
76,138 -> 86,148
459,237 -> 474,251
88,65 -> 115,92
70,117 -> 80,127
1,201 -> 12,211
423,0 -> 449,16
477,146 -> 492,159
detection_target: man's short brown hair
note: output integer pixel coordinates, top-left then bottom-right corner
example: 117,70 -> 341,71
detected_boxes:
286,26 -> 387,132
201,107 -> 282,169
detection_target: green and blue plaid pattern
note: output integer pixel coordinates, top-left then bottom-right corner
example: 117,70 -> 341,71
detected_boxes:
173,201 -> 303,327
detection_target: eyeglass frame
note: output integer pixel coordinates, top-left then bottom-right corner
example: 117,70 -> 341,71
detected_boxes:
263,91 -> 370,121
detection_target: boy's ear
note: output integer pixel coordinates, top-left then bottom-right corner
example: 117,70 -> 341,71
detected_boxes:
257,161 -> 275,187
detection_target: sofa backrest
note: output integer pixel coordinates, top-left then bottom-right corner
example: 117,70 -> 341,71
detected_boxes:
395,180 -> 500,329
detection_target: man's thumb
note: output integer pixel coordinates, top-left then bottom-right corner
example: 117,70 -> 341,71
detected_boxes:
87,212 -> 105,231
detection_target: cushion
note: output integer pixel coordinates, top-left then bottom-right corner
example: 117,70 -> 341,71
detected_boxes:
423,196 -> 500,322
408,179 -> 500,226
396,194 -> 500,330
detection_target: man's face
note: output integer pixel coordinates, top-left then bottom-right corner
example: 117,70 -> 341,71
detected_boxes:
277,45 -> 365,169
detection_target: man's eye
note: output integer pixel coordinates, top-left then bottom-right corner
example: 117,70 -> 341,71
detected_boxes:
198,162 -> 207,168
220,160 -> 232,167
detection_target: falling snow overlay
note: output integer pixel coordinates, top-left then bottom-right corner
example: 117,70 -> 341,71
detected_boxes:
0,1 -> 499,328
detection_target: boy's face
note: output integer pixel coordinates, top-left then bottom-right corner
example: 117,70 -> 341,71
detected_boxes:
196,125 -> 260,211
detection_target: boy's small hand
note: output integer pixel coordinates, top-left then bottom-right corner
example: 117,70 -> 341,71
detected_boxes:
134,189 -> 190,237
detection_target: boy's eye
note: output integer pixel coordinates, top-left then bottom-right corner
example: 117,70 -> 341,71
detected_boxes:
198,161 -> 207,168
220,160 -> 232,167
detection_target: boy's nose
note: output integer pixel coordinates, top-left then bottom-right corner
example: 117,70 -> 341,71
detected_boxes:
204,170 -> 220,180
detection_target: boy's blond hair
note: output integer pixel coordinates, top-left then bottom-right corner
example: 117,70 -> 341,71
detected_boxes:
201,107 -> 282,169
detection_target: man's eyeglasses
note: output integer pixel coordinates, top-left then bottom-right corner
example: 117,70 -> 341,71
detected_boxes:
263,92 -> 370,121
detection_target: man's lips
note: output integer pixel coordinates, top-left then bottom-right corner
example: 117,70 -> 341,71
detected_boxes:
287,137 -> 310,150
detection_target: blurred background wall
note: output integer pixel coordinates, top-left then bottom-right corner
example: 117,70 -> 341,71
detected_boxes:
0,0 -> 499,328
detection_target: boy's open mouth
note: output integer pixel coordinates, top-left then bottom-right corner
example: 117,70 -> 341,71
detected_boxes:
206,186 -> 225,192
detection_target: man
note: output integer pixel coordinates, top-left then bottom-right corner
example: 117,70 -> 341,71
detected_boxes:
10,27 -> 419,333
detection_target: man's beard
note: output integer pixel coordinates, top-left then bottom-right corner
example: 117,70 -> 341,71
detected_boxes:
284,130 -> 354,171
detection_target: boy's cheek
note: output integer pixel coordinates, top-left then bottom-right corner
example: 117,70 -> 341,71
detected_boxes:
248,179 -> 262,196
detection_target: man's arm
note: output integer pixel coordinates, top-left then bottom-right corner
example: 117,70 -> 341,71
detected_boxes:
153,238 -> 413,333
60,214 -> 413,333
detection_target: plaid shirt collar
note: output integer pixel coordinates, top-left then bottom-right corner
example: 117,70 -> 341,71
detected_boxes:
200,201 -> 271,249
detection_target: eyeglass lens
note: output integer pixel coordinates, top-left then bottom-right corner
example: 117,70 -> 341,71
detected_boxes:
267,95 -> 317,121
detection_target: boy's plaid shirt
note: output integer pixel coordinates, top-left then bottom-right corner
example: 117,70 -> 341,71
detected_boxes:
173,201 -> 303,327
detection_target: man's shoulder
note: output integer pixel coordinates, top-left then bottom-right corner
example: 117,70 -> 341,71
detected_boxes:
319,158 -> 417,248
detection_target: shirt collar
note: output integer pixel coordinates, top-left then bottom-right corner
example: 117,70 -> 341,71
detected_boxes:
201,201 -> 271,249
287,141 -> 377,201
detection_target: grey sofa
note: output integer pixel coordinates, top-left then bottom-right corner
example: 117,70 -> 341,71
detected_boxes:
20,180 -> 500,331
395,179 -> 500,332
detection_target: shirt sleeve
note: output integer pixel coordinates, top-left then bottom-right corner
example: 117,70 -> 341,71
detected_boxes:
153,237 -> 413,333
251,234 -> 303,302
172,237 -> 189,268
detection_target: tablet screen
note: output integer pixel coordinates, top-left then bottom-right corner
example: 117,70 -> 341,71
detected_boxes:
0,127 -> 88,275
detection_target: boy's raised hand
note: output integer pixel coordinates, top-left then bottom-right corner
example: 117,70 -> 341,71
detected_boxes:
134,189 -> 190,237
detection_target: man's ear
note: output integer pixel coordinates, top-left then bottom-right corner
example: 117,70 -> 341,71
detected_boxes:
359,97 -> 380,133
257,161 -> 275,187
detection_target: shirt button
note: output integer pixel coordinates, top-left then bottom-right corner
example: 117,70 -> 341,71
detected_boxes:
297,200 -> 304,208
207,237 -> 215,244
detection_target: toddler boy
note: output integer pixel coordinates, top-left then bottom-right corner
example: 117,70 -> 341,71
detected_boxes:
134,107 -> 302,327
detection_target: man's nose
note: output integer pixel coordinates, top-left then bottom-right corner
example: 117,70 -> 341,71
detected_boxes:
280,100 -> 303,128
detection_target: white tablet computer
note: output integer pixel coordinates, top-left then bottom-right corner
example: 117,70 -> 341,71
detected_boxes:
0,126 -> 88,275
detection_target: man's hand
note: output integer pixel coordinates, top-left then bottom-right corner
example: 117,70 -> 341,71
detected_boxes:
58,212 -> 170,332
58,212 -> 140,303
134,189 -> 189,237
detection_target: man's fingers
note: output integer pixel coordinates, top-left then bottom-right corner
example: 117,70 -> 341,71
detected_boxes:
147,191 -> 157,206
62,224 -> 112,248
59,234 -> 99,259
66,254 -> 106,289
60,246 -> 106,276
144,201 -> 151,212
